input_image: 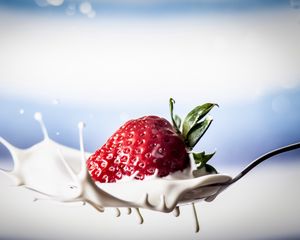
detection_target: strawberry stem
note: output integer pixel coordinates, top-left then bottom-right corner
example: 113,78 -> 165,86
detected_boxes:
169,98 -> 219,174
169,98 -> 182,134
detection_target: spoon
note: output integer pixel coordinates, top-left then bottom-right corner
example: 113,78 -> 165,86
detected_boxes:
204,142 -> 300,202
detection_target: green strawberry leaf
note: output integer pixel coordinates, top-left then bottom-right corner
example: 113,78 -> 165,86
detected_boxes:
168,98 -> 219,176
182,103 -> 218,138
186,116 -> 213,149
202,164 -> 218,174
169,98 -> 181,133
192,163 -> 218,177
193,151 -> 215,168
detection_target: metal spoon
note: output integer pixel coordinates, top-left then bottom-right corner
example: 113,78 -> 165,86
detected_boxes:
205,142 -> 300,202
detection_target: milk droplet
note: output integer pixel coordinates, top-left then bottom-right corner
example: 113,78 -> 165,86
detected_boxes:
19,109 -> 25,115
127,208 -> 132,215
66,3 -> 76,16
115,208 -> 121,217
34,112 -> 42,121
34,112 -> 49,139
79,1 -> 92,15
173,206 -> 180,217
192,203 -> 200,233
78,121 -> 86,129
135,208 -> 144,224
77,121 -> 87,180
47,0 -> 64,7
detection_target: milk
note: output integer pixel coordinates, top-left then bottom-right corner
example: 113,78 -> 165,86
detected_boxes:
0,112 -> 232,232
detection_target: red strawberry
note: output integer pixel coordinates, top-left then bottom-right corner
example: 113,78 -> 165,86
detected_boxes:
87,99 -> 219,183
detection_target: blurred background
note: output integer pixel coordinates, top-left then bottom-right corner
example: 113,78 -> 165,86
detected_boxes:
0,0 -> 300,239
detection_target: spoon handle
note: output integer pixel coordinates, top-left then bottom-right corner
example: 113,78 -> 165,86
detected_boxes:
229,142 -> 300,185
204,142 -> 300,201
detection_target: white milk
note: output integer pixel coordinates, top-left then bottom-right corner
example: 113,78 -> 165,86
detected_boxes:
0,112 -> 232,232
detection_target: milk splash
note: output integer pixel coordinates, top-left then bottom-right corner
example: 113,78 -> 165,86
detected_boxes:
0,113 -> 231,232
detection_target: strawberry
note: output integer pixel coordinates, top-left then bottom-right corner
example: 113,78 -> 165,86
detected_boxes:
87,99 -> 218,183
